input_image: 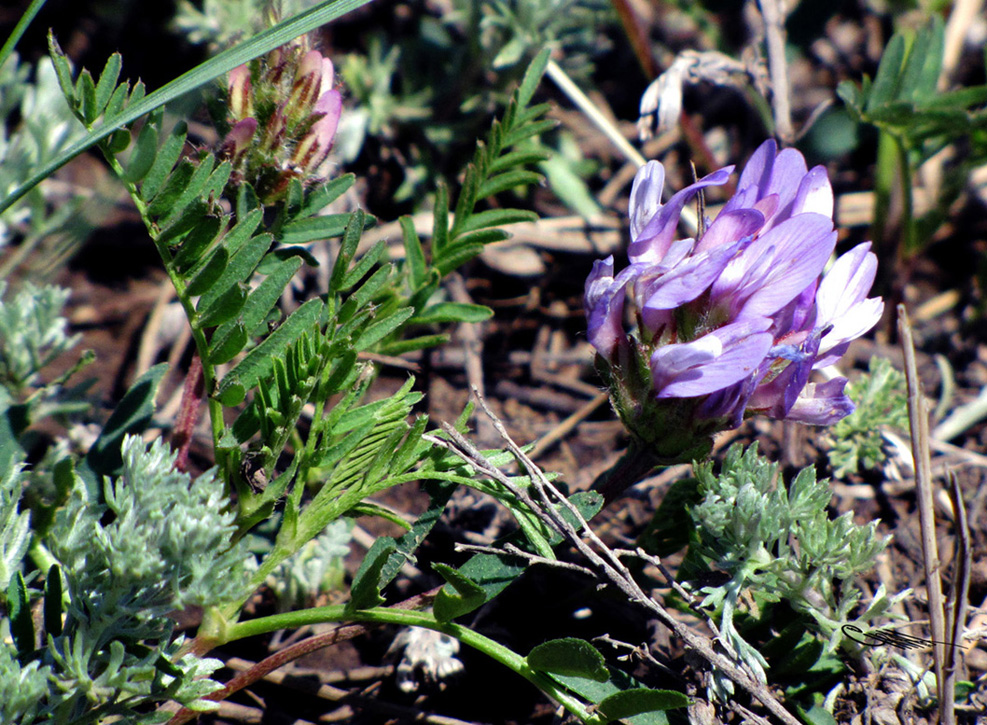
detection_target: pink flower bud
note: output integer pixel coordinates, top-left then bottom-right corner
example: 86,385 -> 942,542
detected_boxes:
292,90 -> 342,172
285,50 -> 326,122
228,65 -> 254,120
220,118 -> 257,164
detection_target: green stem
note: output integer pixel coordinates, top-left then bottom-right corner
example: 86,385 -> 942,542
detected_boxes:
894,135 -> 916,256
0,0 -> 48,72
102,152 -> 225,452
591,442 -> 662,505
871,129 -> 898,254
213,605 -> 603,724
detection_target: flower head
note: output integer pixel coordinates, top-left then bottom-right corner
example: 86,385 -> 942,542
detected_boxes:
219,40 -> 342,204
585,140 -> 883,461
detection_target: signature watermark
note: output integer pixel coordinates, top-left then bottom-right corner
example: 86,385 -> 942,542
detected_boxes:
842,624 -> 961,651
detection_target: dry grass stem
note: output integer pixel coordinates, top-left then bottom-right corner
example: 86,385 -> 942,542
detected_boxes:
898,304 -> 949,721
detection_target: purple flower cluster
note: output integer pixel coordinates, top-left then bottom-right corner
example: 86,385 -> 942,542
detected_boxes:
220,44 -> 342,203
585,141 -> 882,459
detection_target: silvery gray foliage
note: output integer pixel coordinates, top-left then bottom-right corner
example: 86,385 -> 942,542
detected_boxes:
0,641 -> 50,725
265,518 -> 352,609
0,281 -> 79,393
28,435 -> 246,721
0,463 -> 31,592
53,435 -> 248,620
687,443 -> 901,687
0,436 -> 238,723
0,54 -> 87,246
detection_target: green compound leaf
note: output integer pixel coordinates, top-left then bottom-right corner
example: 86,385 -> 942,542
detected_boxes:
597,689 -> 691,720
432,562 -> 486,622
377,480 -> 457,589
87,363 -> 167,475
217,298 -> 324,405
526,638 -> 609,682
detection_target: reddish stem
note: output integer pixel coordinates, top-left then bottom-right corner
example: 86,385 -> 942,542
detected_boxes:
172,354 -> 205,473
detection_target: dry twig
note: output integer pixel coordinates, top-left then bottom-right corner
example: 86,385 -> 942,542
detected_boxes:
443,388 -> 804,725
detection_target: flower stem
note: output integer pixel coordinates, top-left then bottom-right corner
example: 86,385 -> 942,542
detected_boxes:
592,443 -> 662,505
191,604 -> 602,724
